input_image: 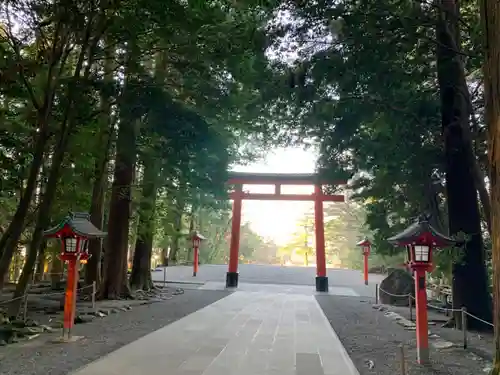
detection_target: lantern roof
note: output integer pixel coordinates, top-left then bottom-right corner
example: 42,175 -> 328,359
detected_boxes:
43,212 -> 107,239
190,231 -> 206,240
356,238 -> 371,247
387,215 -> 455,247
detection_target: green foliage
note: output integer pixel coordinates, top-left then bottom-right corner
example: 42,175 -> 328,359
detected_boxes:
0,0 -> 299,294
3,0 -> 487,304
262,0 -> 489,258
280,201 -> 406,270
278,214 -> 314,264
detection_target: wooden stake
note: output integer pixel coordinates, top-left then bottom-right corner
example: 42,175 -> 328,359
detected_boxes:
461,307 -> 468,349
92,281 -> 96,314
409,295 -> 413,321
399,344 -> 407,375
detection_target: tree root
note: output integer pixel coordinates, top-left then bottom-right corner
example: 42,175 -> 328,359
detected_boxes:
122,283 -> 134,299
129,275 -> 156,293
98,281 -> 134,300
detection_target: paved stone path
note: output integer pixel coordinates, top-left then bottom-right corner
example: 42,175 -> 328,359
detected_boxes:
152,264 -> 385,297
71,292 -> 359,375
198,281 -> 360,297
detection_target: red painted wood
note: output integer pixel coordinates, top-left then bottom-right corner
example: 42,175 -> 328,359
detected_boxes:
314,185 -> 327,278
228,178 -> 347,185
63,259 -> 78,336
229,192 -> 345,202
228,188 -> 242,274
226,174 -> 346,282
363,254 -> 369,285
193,247 -> 199,275
414,267 -> 429,363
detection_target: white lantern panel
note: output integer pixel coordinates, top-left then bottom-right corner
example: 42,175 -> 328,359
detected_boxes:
64,237 -> 77,252
414,245 -> 429,262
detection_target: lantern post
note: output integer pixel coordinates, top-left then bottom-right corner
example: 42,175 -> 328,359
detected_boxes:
356,238 -> 371,285
191,231 -> 206,277
387,215 -> 455,364
43,212 -> 106,341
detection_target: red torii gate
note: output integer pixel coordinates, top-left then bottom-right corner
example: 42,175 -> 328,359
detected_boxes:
226,172 -> 346,292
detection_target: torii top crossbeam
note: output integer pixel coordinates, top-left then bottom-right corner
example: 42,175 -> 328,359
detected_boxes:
227,172 -> 347,202
227,171 -> 347,186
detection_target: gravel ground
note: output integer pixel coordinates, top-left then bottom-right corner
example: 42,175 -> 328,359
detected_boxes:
316,295 -> 492,375
387,302 -> 495,362
0,289 -> 229,375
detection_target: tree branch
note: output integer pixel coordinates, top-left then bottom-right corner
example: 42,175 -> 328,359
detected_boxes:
3,6 -> 41,111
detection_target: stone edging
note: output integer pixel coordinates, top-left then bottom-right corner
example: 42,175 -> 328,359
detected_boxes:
372,303 -> 493,372
0,288 -> 184,347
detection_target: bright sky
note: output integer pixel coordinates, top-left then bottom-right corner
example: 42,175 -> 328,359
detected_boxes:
231,147 -> 317,245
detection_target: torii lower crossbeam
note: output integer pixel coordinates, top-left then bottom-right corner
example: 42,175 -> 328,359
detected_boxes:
228,192 -> 345,201
226,172 -> 347,292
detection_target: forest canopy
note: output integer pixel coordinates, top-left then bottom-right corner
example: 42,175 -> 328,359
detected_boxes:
0,0 -> 498,354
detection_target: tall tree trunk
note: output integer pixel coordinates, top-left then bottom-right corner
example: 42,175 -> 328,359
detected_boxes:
8,118 -> 76,315
0,4 -> 110,296
84,144 -> 111,288
0,17 -> 74,283
34,241 -> 47,283
100,44 -> 140,299
130,156 -> 159,291
33,153 -> 50,283
473,160 -> 492,235
12,250 -> 21,282
168,195 -> 186,264
9,147 -> 65,313
436,0 -> 492,330
480,0 -> 500,371
127,164 -> 141,268
7,25 -> 100,314
85,41 -> 114,289
0,129 -> 49,289
100,116 -> 138,299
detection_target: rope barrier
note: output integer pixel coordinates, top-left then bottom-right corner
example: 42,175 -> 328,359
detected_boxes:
0,284 -> 95,306
0,293 -> 29,305
464,311 -> 494,327
426,302 -> 462,313
376,285 -> 494,328
377,288 -> 411,298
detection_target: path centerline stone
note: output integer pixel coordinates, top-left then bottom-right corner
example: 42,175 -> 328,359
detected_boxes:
71,292 -> 360,375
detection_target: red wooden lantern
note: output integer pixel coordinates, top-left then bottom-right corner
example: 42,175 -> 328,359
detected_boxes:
356,238 -> 371,285
387,215 -> 455,365
191,231 -> 206,248
387,216 -> 454,270
190,231 -> 206,277
356,238 -> 371,256
44,212 -> 106,261
43,212 -> 106,341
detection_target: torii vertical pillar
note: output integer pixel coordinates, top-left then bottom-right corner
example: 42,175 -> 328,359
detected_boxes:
226,184 -> 242,288
314,184 -> 328,292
